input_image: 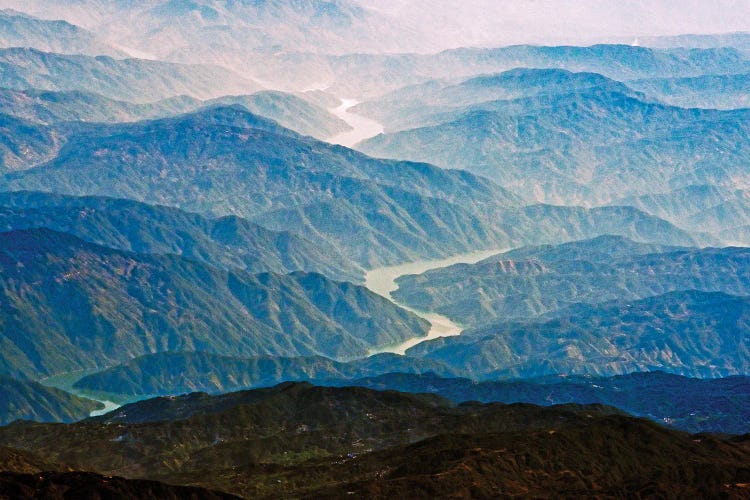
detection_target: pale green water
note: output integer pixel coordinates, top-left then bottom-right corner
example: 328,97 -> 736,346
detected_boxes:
365,248 -> 505,355
40,369 -> 125,416
37,251 -> 505,407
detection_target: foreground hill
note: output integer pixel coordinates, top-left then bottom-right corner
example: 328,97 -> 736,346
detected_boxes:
408,290 -> 750,378
0,191 -> 362,282
0,383 -> 747,498
0,471 -> 239,499
0,377 -> 100,425
0,229 -> 428,379
394,236 -> 750,324
303,420 -> 750,499
0,446 -> 63,474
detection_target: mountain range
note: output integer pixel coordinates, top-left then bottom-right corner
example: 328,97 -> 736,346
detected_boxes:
393,236 -> 749,324
1,3 -> 750,497
630,72 -> 750,109
69,354 -> 750,435
71,351 -> 455,400
0,191 -> 363,282
0,9 -> 124,57
0,87 -> 350,140
407,289 -> 750,378
358,68 -> 750,207
0,48 -> 259,102
0,228 -> 428,379
2,104 -> 702,268
329,371 -> 750,434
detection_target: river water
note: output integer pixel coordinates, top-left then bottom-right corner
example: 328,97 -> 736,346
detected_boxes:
35,102 -> 494,411
40,370 -> 122,417
365,249 -> 504,355
326,99 -> 384,148
325,100 -> 505,354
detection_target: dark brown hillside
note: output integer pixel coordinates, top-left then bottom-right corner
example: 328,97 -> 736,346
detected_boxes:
0,384 -> 747,498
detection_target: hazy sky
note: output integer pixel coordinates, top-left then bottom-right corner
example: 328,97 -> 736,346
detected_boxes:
360,0 -> 750,47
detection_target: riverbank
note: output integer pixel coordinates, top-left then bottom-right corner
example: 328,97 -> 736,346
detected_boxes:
39,370 -> 124,417
364,249 -> 504,355
326,98 -> 384,148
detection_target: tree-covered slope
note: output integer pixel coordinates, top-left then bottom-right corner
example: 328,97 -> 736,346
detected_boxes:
0,192 -> 362,282
0,106 -> 706,266
0,383 -> 747,499
0,377 -> 101,425
0,105 -> 522,267
0,228 -> 428,379
393,236 -> 749,324
407,290 -> 750,378
360,79 -> 750,205
0,113 -> 62,172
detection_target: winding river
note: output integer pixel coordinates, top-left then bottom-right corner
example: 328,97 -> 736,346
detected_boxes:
365,249 -> 504,355
34,100 -> 494,414
40,370 -> 122,417
326,98 -> 384,147
325,100 -> 505,354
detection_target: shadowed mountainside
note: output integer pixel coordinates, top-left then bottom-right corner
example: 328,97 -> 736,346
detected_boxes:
0,383 -> 747,498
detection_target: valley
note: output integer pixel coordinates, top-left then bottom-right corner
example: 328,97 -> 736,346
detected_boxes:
0,1 -> 750,498
326,98 -> 384,147
364,248 -> 504,354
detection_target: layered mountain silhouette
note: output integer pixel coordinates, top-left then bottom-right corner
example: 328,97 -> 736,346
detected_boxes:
0,48 -> 260,102
407,290 -> 750,378
0,192 -> 362,282
0,228 -> 429,379
328,371 -> 750,434
1,4 -> 750,497
1,106 -> 708,266
393,236 -> 749,324
0,9 -> 124,57
71,351 -> 455,399
359,69 -> 750,206
0,87 -> 349,140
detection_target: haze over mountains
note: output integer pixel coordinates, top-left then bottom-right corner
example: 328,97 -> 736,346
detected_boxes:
1,1 -> 750,497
